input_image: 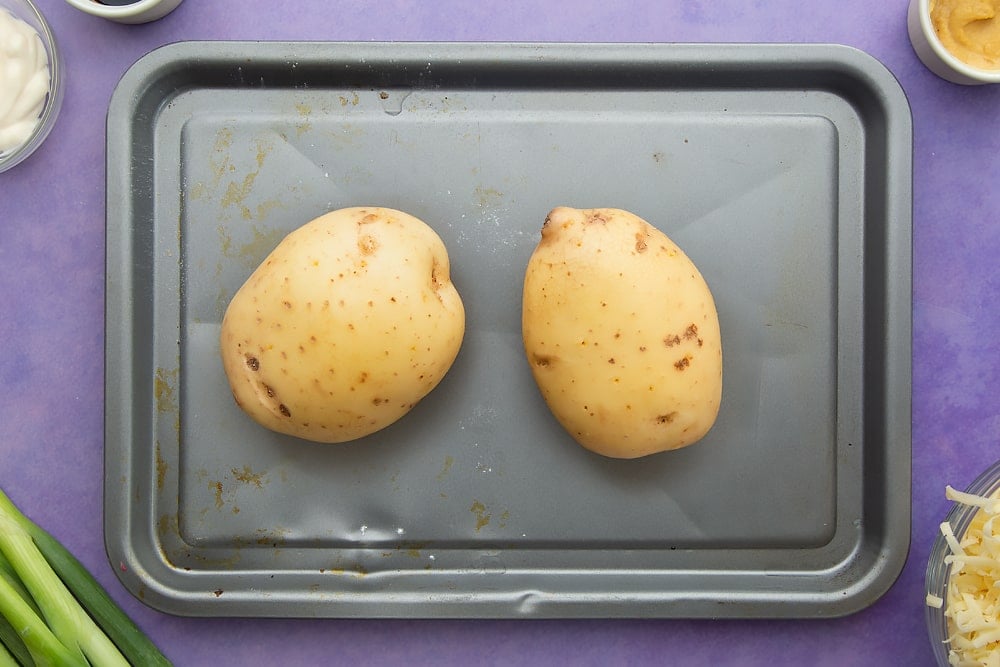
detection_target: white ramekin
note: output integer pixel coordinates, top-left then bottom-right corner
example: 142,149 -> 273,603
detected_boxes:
907,0 -> 1000,85
63,0 -> 183,24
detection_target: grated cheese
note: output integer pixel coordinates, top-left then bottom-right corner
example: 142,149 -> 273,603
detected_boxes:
931,484 -> 1000,666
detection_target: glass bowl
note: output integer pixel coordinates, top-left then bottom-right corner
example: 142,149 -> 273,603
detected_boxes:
0,0 -> 63,173
926,459 -> 1000,666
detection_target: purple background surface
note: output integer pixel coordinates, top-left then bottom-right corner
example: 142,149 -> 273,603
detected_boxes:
2,0 -> 998,665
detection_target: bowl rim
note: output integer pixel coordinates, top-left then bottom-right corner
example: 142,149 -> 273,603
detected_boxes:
925,459 -> 1000,665
62,0 -> 183,20
913,0 -> 1000,84
0,0 -> 64,172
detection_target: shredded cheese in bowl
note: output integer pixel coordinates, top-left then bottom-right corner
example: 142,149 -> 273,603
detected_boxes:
927,462 -> 1000,667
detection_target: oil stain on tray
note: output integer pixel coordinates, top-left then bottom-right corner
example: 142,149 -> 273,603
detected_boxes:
469,500 -> 510,532
153,367 -> 179,434
206,464 -> 272,515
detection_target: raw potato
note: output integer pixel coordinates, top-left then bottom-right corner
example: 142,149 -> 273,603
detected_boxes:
220,207 -> 465,443
522,207 -> 722,459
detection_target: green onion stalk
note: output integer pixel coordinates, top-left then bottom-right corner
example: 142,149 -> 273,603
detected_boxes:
0,487 -> 171,666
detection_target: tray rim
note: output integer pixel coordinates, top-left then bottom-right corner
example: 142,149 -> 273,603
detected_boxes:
104,40 -> 912,619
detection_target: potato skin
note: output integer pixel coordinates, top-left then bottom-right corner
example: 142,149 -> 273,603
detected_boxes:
220,207 -> 465,443
522,207 -> 722,459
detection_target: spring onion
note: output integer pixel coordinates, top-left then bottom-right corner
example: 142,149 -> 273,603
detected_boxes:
0,641 -> 20,667
0,486 -> 171,666
0,555 -> 37,667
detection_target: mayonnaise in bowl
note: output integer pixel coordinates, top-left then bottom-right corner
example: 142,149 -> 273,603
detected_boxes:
0,0 -> 61,172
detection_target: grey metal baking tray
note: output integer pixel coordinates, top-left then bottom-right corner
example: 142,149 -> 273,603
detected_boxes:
104,41 -> 912,618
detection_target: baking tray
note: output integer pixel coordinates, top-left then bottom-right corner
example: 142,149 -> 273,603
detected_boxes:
104,41 -> 912,618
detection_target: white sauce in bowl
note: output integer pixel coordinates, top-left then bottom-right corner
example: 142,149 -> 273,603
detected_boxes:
0,8 -> 50,155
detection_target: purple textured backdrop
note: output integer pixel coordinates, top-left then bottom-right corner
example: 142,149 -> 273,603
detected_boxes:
1,0 -> 998,664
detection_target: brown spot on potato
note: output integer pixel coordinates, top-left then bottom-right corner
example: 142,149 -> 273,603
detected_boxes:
282,300 -> 292,309
635,232 -> 648,253
607,357 -> 615,364
674,356 -> 691,371
684,324 -> 699,340
430,259 -> 444,288
263,383 -> 275,398
656,412 -> 678,424
245,355 -> 260,371
358,234 -> 379,255
664,334 -> 681,347
532,353 -> 553,368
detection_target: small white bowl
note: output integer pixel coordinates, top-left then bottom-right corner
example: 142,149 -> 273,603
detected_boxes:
63,0 -> 183,24
907,0 -> 1000,85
